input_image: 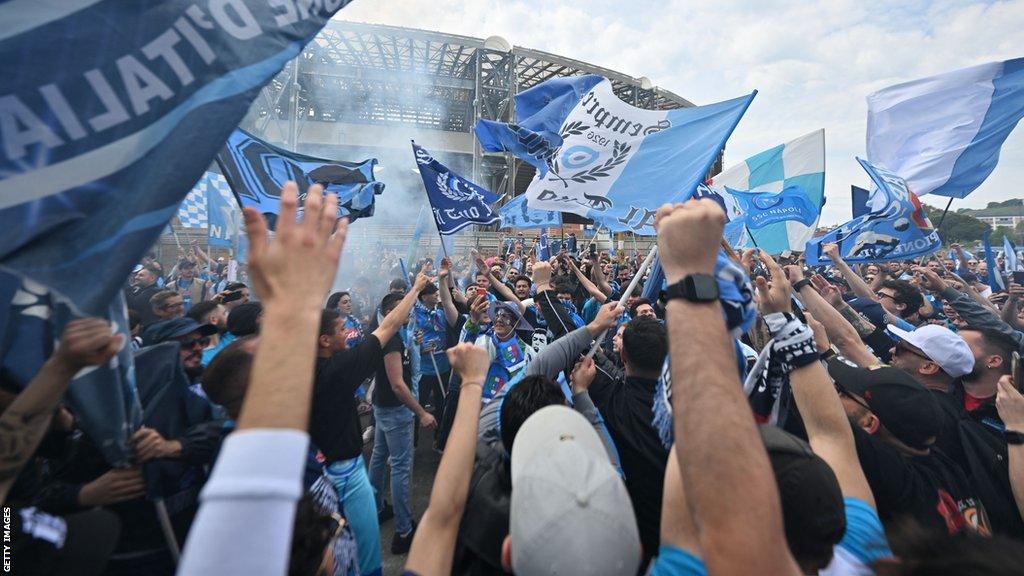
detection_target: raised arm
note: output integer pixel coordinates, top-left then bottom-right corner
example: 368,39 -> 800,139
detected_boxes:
475,254 -> 525,313
996,375 -> 1024,522
589,254 -> 614,298
823,243 -> 875,301
657,200 -> 800,576
372,272 -> 432,345
406,344 -> 487,575
565,255 -> 609,302
761,253 -> 875,508
0,319 -> 121,503
437,258 -> 460,327
180,183 -> 348,576
789,269 -> 881,368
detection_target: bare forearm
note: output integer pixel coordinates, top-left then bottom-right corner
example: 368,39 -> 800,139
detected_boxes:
668,300 -> 797,575
238,305 -> 321,430
572,264 -> 607,302
375,289 -> 421,343
590,262 -> 613,297
406,383 -> 483,575
438,279 -> 460,326
834,259 -> 874,300
0,358 -> 77,499
1008,445 -> 1024,522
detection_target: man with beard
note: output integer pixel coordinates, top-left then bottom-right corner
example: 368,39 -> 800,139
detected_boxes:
143,317 -> 218,382
187,300 -> 231,366
128,263 -> 163,325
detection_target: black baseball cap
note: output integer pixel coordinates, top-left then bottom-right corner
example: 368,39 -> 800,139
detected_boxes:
827,358 -> 941,450
760,425 -> 846,565
142,317 -> 216,346
418,282 -> 439,300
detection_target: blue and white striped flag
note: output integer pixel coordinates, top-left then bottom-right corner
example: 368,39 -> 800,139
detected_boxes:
708,129 -> 826,254
1005,236 -> 1020,272
867,58 -> 1024,199
480,76 -> 755,235
984,230 -> 1006,292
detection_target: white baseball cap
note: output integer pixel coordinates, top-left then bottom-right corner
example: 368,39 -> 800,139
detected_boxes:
510,405 -> 640,576
887,324 -> 976,378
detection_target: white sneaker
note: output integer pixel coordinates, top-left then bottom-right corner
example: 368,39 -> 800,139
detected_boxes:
362,425 -> 374,444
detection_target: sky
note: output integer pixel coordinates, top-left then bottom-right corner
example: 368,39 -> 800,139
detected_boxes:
335,0 -> 1024,226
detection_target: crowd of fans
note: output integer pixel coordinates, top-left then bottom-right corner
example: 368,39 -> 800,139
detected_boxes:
7,182 -> 1024,576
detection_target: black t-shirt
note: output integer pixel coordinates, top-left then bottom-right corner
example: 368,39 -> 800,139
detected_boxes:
374,333 -> 411,408
852,425 -> 989,535
311,334 -> 383,463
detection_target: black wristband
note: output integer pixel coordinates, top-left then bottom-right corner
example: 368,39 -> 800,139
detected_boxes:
792,278 -> 812,292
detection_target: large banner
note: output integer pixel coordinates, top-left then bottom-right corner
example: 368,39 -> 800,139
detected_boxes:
0,1 -> 351,464
478,75 -> 755,235
806,159 -> 940,264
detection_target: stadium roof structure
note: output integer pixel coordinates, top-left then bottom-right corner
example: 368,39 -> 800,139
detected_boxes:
243,20 -> 716,200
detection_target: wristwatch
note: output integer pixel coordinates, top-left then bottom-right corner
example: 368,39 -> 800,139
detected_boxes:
665,274 -> 719,303
792,278 -> 812,292
1005,430 -> 1024,445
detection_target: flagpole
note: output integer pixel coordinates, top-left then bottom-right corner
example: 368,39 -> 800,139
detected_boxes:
935,197 -> 955,231
585,245 -> 659,358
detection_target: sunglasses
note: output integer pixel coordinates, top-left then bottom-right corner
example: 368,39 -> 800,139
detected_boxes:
179,336 -> 211,349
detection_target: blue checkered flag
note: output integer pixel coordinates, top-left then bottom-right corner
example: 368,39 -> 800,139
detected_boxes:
178,183 -> 207,228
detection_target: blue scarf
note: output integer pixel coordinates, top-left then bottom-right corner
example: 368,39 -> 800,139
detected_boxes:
653,249 -> 756,447
562,300 -> 585,329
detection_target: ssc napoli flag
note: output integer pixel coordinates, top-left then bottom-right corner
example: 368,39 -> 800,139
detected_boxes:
867,58 -> 1024,199
217,128 -> 383,228
726,185 -> 818,230
481,76 -> 755,235
0,2 -> 349,464
499,193 -> 562,229
413,142 -> 501,234
709,129 -> 826,253
806,159 -> 940,265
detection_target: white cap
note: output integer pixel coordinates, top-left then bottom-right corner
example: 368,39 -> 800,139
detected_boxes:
887,324 -> 976,378
510,406 -> 640,576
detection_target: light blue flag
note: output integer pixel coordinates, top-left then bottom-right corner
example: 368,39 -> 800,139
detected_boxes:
693,182 -> 747,247
406,206 -> 429,268
484,76 -> 754,235
499,194 -> 562,228
1005,236 -> 1020,272
709,129 -> 826,253
537,228 -> 551,261
806,159 -> 940,265
205,172 -> 238,248
727,185 -> 819,230
0,2 -> 350,464
868,58 -> 1024,199
984,230 -> 1006,292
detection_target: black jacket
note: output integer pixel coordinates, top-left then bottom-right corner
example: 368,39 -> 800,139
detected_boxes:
933,383 -> 1024,538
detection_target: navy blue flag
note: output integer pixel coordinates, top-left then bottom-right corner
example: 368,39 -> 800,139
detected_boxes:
499,194 -> 562,229
217,128 -> 383,229
0,1 -> 350,464
806,159 -> 940,264
851,185 -> 872,219
727,185 -> 818,230
413,141 -> 500,234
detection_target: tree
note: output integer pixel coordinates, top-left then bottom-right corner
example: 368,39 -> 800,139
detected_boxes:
926,205 -> 991,243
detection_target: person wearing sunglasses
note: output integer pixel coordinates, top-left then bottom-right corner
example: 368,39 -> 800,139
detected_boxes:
142,317 -> 218,380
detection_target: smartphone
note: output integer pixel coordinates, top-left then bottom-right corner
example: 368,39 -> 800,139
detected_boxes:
222,290 -> 243,303
1013,351 -> 1023,390
1013,271 -> 1024,285
589,243 -> 597,258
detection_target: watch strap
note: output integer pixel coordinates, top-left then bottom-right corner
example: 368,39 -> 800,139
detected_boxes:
1005,430 -> 1024,445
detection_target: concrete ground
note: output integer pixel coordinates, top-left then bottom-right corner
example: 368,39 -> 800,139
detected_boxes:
361,416 -> 442,576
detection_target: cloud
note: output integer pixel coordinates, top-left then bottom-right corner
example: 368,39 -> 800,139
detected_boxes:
337,0 -> 1024,224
